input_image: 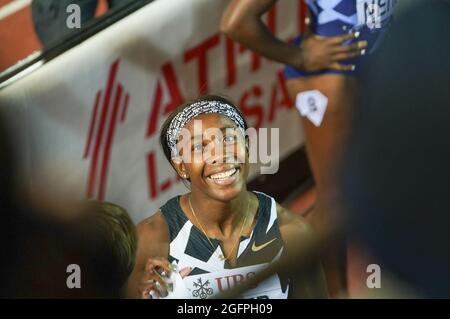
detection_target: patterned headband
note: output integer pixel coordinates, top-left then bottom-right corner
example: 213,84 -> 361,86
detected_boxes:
166,100 -> 246,158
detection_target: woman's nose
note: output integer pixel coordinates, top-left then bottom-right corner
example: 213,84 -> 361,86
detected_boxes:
208,154 -> 234,165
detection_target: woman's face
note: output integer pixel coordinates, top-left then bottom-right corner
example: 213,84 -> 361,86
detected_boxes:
173,113 -> 248,201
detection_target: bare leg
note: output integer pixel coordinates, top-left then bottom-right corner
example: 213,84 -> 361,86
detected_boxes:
286,74 -> 358,297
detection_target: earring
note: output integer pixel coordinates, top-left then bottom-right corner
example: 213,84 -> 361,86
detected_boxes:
181,173 -> 189,179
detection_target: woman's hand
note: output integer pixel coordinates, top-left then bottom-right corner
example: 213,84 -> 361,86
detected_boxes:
138,257 -> 192,299
295,32 -> 368,72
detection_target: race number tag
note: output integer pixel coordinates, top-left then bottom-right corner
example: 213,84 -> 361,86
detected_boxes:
182,264 -> 288,299
296,90 -> 328,127
357,0 -> 396,29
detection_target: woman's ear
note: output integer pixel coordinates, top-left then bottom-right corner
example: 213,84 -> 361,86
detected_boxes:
245,136 -> 250,155
172,159 -> 189,180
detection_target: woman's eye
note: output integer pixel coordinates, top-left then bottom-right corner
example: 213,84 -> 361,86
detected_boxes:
192,144 -> 203,152
224,135 -> 236,144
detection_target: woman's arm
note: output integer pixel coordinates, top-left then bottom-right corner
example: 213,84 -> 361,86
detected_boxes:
125,212 -> 170,298
221,0 -> 298,66
221,0 -> 367,72
276,203 -> 329,298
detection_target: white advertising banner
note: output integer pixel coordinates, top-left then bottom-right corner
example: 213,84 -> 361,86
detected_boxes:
0,0 -> 306,222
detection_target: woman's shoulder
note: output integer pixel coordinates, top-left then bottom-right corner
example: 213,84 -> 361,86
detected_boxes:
137,210 -> 169,244
274,200 -> 314,241
253,191 -> 310,228
252,191 -> 313,238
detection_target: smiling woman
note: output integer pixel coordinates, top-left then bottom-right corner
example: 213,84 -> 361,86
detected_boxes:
126,94 -> 327,299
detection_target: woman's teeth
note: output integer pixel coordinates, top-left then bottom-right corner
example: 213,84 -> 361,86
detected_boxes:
209,168 -> 237,180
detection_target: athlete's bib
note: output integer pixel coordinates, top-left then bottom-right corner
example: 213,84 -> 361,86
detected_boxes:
182,263 -> 288,299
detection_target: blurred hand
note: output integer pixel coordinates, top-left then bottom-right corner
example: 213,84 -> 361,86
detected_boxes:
296,32 -> 368,72
138,257 -> 191,299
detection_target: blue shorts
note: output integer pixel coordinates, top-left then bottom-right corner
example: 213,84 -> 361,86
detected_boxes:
284,0 -> 396,79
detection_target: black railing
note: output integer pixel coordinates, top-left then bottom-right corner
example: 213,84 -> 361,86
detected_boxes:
0,0 -> 154,88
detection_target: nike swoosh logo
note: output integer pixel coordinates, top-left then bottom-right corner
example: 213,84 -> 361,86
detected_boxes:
251,238 -> 277,252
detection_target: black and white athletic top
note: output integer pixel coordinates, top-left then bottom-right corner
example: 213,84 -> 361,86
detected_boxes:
159,191 -> 290,299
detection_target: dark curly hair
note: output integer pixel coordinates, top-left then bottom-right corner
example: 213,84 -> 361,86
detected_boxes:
159,94 -> 248,165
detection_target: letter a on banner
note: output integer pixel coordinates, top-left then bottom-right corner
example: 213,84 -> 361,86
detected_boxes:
146,62 -> 184,138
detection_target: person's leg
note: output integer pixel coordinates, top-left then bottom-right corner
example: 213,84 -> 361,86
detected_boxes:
286,74 -> 358,297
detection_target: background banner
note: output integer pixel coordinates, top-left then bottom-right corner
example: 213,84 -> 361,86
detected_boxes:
0,0 -> 306,222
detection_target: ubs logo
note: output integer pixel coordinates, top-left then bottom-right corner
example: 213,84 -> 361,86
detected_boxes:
192,278 -> 214,299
